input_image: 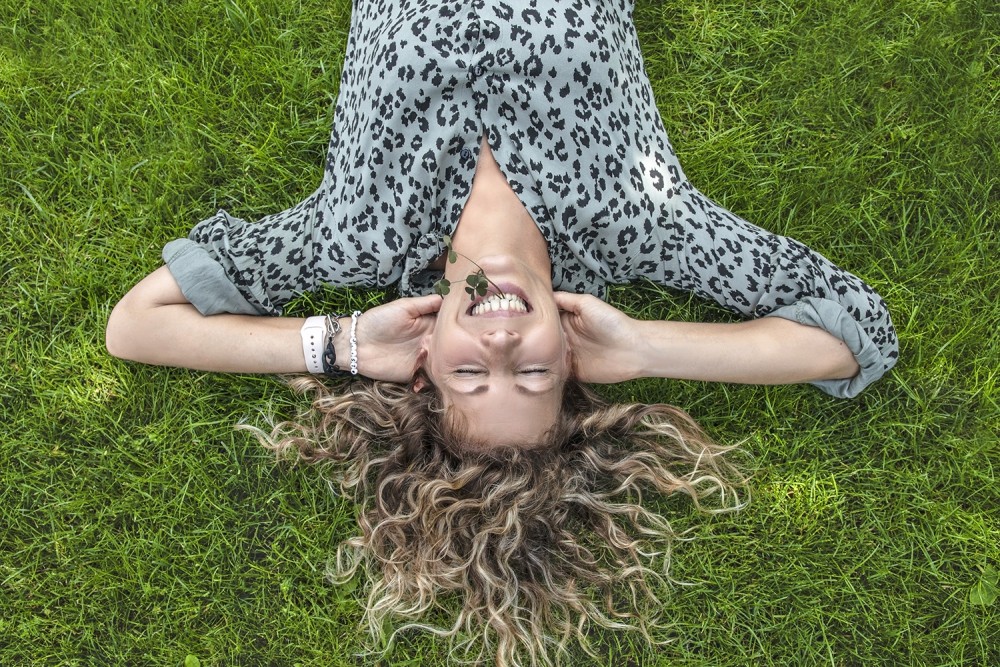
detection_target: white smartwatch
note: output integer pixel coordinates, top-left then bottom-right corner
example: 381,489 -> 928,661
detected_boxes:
299,316 -> 327,374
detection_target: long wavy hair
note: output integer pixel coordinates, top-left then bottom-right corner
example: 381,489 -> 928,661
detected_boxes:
248,375 -> 746,666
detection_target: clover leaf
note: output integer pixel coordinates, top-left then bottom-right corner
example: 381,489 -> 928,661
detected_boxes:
433,279 -> 451,296
436,235 -> 505,302
970,566 -> 999,606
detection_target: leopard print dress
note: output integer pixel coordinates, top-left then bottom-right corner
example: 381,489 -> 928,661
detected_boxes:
163,0 -> 898,397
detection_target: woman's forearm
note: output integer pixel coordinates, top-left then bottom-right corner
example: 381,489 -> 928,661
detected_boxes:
106,266 -> 328,373
108,304 -> 309,373
631,316 -> 860,385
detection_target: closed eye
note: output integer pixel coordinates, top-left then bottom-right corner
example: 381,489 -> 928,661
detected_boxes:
455,368 -> 546,376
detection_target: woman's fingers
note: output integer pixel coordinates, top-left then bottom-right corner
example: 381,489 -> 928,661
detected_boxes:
404,294 -> 444,316
366,295 -> 441,325
383,294 -> 443,316
553,291 -> 587,312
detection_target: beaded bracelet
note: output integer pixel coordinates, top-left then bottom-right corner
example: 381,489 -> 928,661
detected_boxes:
349,310 -> 361,375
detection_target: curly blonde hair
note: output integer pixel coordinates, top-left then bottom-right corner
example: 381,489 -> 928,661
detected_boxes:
249,375 -> 746,666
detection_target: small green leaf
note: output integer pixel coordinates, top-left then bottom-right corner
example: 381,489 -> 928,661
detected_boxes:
185,656 -> 201,667
970,566 -> 999,606
476,283 -> 488,297
447,250 -> 458,263
465,286 -> 475,296
441,234 -> 452,247
335,574 -> 360,599
433,279 -> 451,296
465,274 -> 480,286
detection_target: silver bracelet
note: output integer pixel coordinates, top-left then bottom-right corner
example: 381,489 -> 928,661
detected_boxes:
322,314 -> 348,376
349,310 -> 361,375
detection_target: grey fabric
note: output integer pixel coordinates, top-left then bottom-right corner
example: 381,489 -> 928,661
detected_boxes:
163,237 -> 259,316
163,0 -> 898,397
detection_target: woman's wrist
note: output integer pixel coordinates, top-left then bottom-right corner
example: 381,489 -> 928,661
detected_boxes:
299,313 -> 361,377
331,314 -> 356,375
619,318 -> 652,381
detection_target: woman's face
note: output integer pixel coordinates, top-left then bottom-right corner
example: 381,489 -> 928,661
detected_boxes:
421,255 -> 571,448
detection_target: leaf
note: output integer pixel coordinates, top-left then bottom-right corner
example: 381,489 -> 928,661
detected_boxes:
185,656 -> 201,667
335,574 -> 360,599
448,250 -> 458,263
476,283 -> 488,297
970,566 -> 999,606
441,234 -> 452,247
433,279 -> 450,296
465,274 -> 480,286
465,286 -> 475,296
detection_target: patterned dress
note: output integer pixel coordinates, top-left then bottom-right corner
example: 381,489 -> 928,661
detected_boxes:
163,0 -> 898,397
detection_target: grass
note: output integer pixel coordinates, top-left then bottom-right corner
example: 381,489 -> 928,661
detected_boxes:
1,0 -> 997,664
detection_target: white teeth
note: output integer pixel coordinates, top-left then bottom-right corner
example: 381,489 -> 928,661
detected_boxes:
471,294 -> 528,315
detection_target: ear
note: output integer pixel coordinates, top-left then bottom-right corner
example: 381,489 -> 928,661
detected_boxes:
411,347 -> 430,393
564,345 -> 577,381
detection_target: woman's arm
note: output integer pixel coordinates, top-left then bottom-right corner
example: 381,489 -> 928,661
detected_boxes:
629,316 -> 859,385
106,266 -> 441,380
106,266 -> 309,373
555,292 -> 858,386
628,184 -> 898,397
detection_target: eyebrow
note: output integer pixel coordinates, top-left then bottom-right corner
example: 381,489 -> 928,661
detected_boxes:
457,384 -> 550,396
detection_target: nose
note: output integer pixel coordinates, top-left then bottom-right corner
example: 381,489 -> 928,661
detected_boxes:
481,329 -> 520,350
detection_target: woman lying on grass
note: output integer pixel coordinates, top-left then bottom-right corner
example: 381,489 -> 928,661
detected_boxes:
106,0 -> 898,663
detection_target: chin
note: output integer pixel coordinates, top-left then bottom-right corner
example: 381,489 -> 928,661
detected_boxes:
471,255 -> 522,274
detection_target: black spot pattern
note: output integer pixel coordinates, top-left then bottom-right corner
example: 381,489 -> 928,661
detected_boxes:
163,0 -> 898,396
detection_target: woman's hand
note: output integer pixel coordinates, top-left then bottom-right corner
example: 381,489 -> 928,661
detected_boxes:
354,295 -> 442,382
554,292 -> 642,383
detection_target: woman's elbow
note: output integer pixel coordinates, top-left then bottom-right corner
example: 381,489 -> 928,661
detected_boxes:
105,285 -> 158,362
818,341 -> 861,382
106,266 -> 187,362
105,298 -> 138,361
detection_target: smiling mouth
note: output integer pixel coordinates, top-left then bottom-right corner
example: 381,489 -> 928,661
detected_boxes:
467,284 -> 532,317
470,293 -> 528,316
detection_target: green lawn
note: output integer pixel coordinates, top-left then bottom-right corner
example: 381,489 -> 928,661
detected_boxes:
2,0 -> 997,664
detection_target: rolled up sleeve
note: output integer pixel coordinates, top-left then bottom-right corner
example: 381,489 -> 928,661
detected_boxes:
162,196 -> 319,316
162,234 -> 262,316
765,296 -> 897,398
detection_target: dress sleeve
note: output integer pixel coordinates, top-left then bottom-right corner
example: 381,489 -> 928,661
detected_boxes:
642,181 -> 899,398
162,194 -> 319,317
